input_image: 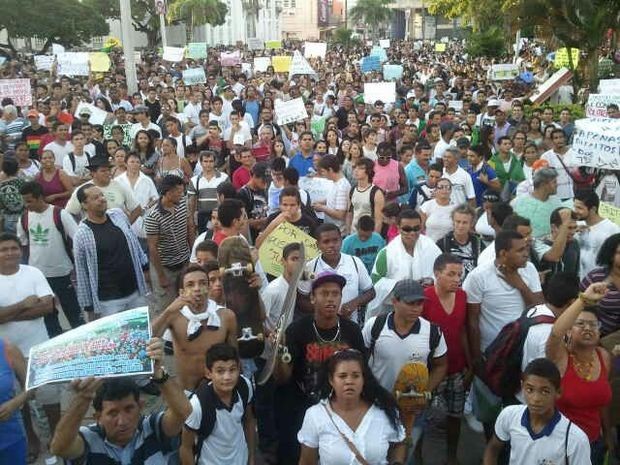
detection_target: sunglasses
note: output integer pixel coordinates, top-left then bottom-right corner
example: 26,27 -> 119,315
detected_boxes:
400,225 -> 421,233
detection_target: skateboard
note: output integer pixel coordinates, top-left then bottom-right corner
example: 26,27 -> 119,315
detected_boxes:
256,243 -> 306,385
393,361 -> 430,440
218,236 -> 265,359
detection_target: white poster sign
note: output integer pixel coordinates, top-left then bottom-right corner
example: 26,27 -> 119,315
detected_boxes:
586,94 -> 620,118
566,118 -> 620,170
599,79 -> 620,94
490,63 -> 519,81
57,52 -> 89,76
274,97 -> 308,125
74,102 -> 109,125
363,82 -> 396,104
34,55 -> 55,71
379,39 -> 390,49
289,51 -> 316,76
304,42 -> 327,59
0,79 -> 32,106
247,37 -> 264,50
254,57 -> 271,72
162,46 -> 185,62
51,43 -> 65,56
220,50 -> 242,67
182,67 -> 207,85
448,100 -> 463,112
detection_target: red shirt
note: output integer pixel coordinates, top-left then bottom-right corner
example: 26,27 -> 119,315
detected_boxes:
422,286 -> 467,374
232,166 -> 251,190
212,230 -> 229,246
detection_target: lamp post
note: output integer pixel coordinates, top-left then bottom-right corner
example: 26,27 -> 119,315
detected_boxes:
119,0 -> 138,94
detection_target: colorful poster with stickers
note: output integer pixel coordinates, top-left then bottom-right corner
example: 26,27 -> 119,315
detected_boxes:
258,222 -> 320,276
103,123 -> 133,147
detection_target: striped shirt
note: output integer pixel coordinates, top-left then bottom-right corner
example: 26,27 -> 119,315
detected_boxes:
580,267 -> 620,337
144,198 -> 190,267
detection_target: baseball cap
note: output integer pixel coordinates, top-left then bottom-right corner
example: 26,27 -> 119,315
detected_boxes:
487,99 -> 500,107
406,90 -> 416,100
392,279 -> 426,303
311,271 -> 347,292
79,107 -> 92,116
531,159 -> 550,171
27,109 -> 39,118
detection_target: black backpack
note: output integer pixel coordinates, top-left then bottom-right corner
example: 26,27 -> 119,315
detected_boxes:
68,151 -> 92,173
349,184 -> 382,217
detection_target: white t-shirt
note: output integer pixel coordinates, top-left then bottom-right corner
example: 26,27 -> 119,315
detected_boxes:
298,400 -> 405,465
16,206 -> 78,277
0,265 -> 53,353
475,211 -> 495,241
260,275 -> 290,332
62,151 -> 93,177
443,167 -> 476,205
298,176 -> 335,221
541,149 -> 575,199
576,218 -> 620,278
223,125 -> 252,146
324,176 -> 351,233
420,200 -> 456,242
463,261 -> 542,351
43,140 -> 74,167
495,405 -> 591,465
65,180 -> 140,216
130,122 -> 162,139
116,173 -> 159,239
432,138 -> 452,163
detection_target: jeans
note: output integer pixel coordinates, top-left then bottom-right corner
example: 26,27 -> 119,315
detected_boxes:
98,291 -> 146,317
45,274 -> 84,337
254,358 -> 278,455
275,383 -> 309,465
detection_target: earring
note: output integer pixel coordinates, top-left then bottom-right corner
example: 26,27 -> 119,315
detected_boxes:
329,388 -> 334,399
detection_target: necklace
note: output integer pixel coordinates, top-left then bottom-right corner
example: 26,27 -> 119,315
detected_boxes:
313,319 -> 340,343
570,353 -> 595,381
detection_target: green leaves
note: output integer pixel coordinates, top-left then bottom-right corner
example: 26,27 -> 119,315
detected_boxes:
349,0 -> 393,35
167,0 -> 228,28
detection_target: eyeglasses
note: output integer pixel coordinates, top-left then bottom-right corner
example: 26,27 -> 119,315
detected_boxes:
400,225 -> 421,233
436,185 -> 452,191
574,320 -> 601,330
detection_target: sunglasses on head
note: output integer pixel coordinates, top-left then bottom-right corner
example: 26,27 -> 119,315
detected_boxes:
400,225 -> 421,233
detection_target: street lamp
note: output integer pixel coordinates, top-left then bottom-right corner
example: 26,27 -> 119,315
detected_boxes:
119,0 -> 138,94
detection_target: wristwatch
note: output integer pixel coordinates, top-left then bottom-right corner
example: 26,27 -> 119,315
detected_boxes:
150,367 -> 170,385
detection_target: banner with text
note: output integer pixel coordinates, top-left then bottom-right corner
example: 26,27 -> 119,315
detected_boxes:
554,47 -> 580,68
182,67 -> 207,84
57,53 -> 89,76
258,222 -> 320,276
289,51 -> 316,76
186,42 -> 208,59
254,57 -> 272,72
490,63 -> 519,81
599,79 -> 620,94
586,94 -> 620,118
220,50 -> 242,67
360,56 -> 381,73
566,118 -> 620,170
272,56 -> 292,73
364,82 -> 396,104
383,64 -> 403,81
34,55 -> 54,71
162,46 -> 185,62
247,38 -> 264,50
0,79 -> 32,106
274,97 -> 307,125
304,42 -> 327,59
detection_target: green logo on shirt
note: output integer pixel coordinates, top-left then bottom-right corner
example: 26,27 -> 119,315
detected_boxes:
30,224 -> 50,246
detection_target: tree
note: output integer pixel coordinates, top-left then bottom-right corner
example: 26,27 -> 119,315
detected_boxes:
428,0 -> 514,32
167,0 -> 228,42
332,27 -> 359,49
349,0 -> 393,40
0,0 -> 109,55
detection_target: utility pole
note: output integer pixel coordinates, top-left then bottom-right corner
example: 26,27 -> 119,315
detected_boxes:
160,14 -> 168,48
120,0 -> 138,94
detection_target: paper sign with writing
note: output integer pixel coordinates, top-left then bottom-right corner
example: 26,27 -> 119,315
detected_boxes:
304,42 -> 327,59
163,46 -> 185,62
379,39 -> 390,49
89,52 -> 111,72
26,307 -> 153,390
34,55 -> 55,71
274,97 -> 307,125
74,102 -> 108,125
600,202 -> 620,227
586,94 -> 620,118
448,100 -> 463,112
435,43 -> 446,52
220,50 -> 242,67
51,43 -> 65,55
265,40 -> 283,49
383,64 -> 403,81
254,57 -> 272,72
57,52 -> 89,76
258,222 -> 320,276
289,51 -> 316,76
360,56 -> 381,73
490,63 -> 519,81
186,42 -> 208,59
364,82 -> 396,104
0,79 -> 32,106
554,48 -> 579,68
182,67 -> 206,85
370,46 -> 388,63
272,56 -> 292,73
566,118 -> 620,170
599,79 -> 620,94
247,37 -> 264,50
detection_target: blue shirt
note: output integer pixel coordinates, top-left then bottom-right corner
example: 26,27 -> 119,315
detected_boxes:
468,163 -> 498,207
341,232 -> 386,273
289,151 -> 315,177
402,160 -> 427,204
244,100 -> 260,127
0,339 -> 24,450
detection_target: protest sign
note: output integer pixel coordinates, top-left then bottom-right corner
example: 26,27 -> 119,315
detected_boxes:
247,37 -> 264,50
435,43 -> 446,52
586,94 -> 620,118
272,56 -> 292,73
74,102 -> 108,125
259,222 -> 320,276
298,176 -> 333,220
600,202 -> 620,227
34,55 -> 54,71
383,64 -> 403,81
360,56 -> 381,73
379,39 -> 390,49
370,46 -> 388,63
51,43 -> 65,55
220,50 -> 242,67
490,63 -> 519,81
254,56 -> 272,72
265,40 -> 283,49
0,79 -> 32,106
289,51 -> 316,76
186,42 -> 207,59
182,67 -> 207,84
89,52 -> 111,72
566,118 -> 620,170
364,82 -> 396,104
529,67 -> 572,104
554,47 -> 579,68
57,52 -> 89,76
304,42 -> 327,59
448,100 -> 463,112
26,307 -> 153,390
311,116 -> 327,139
103,123 -> 133,147
163,46 -> 185,62
599,79 -> 620,94
274,97 -> 307,125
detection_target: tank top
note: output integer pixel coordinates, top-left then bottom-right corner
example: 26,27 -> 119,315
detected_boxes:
0,339 -> 24,450
157,155 -> 185,180
556,349 -> 612,442
350,185 -> 374,233
36,169 -> 67,207
373,159 -> 400,194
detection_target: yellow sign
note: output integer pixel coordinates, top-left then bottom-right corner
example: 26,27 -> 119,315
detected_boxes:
258,222 -> 320,276
272,55 -> 292,73
435,43 -> 446,52
89,52 -> 111,72
265,40 -> 282,49
554,48 -> 579,69
600,202 -> 620,227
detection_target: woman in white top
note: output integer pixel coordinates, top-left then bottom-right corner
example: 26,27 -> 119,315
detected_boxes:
419,177 -> 457,242
298,349 -> 406,465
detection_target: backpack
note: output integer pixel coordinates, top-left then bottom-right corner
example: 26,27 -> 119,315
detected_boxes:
482,309 -> 555,398
300,190 -> 320,224
21,206 -> 74,262
68,151 -> 92,173
349,184 -> 381,216
193,376 -> 251,462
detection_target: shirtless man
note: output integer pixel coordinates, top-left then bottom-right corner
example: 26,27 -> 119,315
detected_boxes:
152,263 -> 237,391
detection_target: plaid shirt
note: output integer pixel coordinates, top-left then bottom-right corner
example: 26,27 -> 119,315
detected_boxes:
73,208 -> 148,313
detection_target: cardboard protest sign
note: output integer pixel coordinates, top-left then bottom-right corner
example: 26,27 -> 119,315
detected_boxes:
566,117 -> 620,170
554,48 -> 579,68
383,64 -> 403,81
274,97 -> 307,125
364,82 -> 396,104
529,67 -> 572,104
289,51 -> 316,76
162,46 -> 185,62
247,37 -> 264,50
304,42 -> 327,59
0,79 -> 32,106
370,46 -> 388,63
435,43 -> 446,52
220,50 -> 242,67
89,52 -> 111,72
74,102 -> 108,125
182,67 -> 207,85
186,42 -> 208,59
34,55 -> 54,71
254,57 -> 272,72
586,94 -> 620,118
448,100 -> 463,112
599,79 -> 620,94
26,307 -> 153,390
490,64 -> 519,81
51,43 -> 65,55
272,56 -> 292,73
360,56 -> 381,73
265,40 -> 283,49
57,52 -> 89,76
258,222 -> 320,276
600,202 -> 620,227
379,39 -> 390,49
103,123 -> 133,147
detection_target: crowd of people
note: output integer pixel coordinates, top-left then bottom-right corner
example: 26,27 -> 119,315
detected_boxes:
0,37 -> 619,465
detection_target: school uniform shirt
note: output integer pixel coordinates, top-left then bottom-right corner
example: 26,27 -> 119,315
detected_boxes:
185,376 -> 253,465
298,400 -> 405,465
362,313 -> 448,391
495,405 -> 591,465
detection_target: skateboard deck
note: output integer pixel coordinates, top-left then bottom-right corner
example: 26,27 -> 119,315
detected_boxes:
393,361 -> 429,439
218,236 -> 265,359
257,243 -> 306,385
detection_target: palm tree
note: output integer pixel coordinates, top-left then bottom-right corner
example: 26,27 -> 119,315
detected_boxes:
349,0 -> 393,40
167,0 -> 228,42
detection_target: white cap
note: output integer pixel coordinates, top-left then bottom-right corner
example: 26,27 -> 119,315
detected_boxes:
406,90 -> 416,99
487,99 -> 500,107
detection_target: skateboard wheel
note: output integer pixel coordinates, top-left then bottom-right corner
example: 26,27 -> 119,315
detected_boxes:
256,333 -> 264,341
281,352 -> 292,363
395,390 -> 402,400
245,263 -> 254,273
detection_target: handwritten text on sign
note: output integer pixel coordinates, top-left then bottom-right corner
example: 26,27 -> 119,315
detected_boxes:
0,79 -> 32,106
600,202 -> 620,227
274,97 -> 307,125
566,118 -> 620,170
586,94 -> 620,118
258,222 -> 320,276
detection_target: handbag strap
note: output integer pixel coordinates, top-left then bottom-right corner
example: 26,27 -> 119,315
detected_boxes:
554,152 -> 579,184
322,403 -> 370,465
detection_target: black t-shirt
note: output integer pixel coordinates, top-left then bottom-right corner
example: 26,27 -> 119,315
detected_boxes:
265,211 -> 319,238
145,99 -> 162,123
285,315 -> 366,402
21,125 -> 49,159
85,218 -> 138,301
238,185 -> 268,241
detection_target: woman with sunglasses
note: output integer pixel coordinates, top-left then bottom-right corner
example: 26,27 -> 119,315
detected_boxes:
298,349 -> 406,465
419,178 -> 457,242
546,279 -> 613,465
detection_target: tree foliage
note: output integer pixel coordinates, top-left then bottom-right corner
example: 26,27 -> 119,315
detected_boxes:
349,0 -> 393,39
428,0 -> 514,31
465,27 -> 506,58
167,0 -> 228,29
331,27 -> 360,49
